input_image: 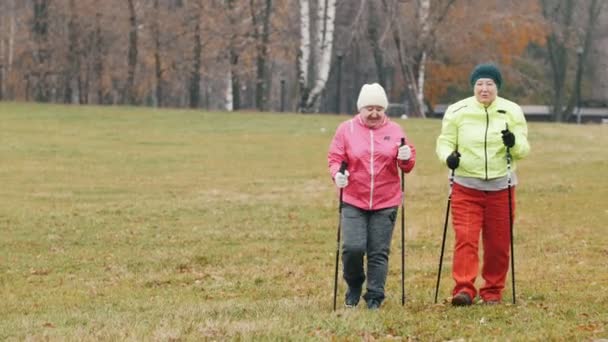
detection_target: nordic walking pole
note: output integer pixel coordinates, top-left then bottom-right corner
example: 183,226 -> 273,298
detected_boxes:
400,138 -> 406,306
333,161 -> 348,311
505,124 -> 516,304
434,168 -> 455,304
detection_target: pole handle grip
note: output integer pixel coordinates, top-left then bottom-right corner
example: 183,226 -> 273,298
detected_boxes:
400,137 -> 406,146
339,161 -> 348,174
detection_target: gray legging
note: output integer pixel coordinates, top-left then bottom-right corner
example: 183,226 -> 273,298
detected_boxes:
341,203 -> 397,302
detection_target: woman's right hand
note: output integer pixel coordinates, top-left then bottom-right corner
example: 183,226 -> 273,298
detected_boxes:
446,151 -> 461,170
334,170 -> 350,188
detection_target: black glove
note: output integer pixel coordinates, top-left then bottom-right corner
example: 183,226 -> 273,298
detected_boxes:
501,129 -> 515,148
446,151 -> 461,170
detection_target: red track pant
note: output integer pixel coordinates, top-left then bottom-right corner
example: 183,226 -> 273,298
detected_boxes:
451,183 -> 515,302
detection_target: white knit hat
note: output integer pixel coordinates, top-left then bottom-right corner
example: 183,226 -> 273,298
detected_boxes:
356,83 -> 388,111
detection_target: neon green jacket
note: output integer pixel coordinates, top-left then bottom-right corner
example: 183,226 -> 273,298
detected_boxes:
436,96 -> 530,179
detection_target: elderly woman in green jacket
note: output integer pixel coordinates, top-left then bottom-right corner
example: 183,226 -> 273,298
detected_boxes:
436,63 -> 530,306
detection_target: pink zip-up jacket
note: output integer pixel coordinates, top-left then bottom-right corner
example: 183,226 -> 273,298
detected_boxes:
328,114 -> 416,210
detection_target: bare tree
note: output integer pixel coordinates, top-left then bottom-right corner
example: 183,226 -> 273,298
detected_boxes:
541,0 -> 576,122
31,0 -> 51,102
2,0 -> 17,100
250,0 -> 273,111
64,0 -> 80,103
571,0 -> 605,117
189,0 -> 203,108
541,0 -> 606,121
125,0 -> 138,104
93,9 -> 105,104
152,0 -> 163,107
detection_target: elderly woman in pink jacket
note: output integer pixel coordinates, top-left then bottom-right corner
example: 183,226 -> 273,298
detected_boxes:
328,83 -> 416,310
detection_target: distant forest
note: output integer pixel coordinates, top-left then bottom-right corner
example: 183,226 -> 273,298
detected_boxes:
0,0 -> 605,121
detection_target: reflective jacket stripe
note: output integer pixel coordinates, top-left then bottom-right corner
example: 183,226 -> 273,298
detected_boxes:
369,130 -> 374,209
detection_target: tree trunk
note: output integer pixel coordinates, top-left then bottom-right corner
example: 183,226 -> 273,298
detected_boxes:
65,0 -> 80,104
94,11 -> 104,104
297,0 -> 311,112
125,0 -> 138,104
32,0 -> 50,102
251,0 -> 273,111
0,6 -> 4,101
153,0 -> 162,107
226,0 -> 240,110
7,0 -> 15,82
80,63 -> 89,104
547,35 -> 566,122
415,0 -> 430,117
568,0 -> 605,119
229,49 -> 240,110
189,3 -> 202,108
225,71 -> 233,111
389,11 -> 421,118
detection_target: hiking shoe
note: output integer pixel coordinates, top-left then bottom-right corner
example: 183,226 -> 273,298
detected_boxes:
367,299 -> 381,310
451,292 -> 472,306
344,287 -> 361,308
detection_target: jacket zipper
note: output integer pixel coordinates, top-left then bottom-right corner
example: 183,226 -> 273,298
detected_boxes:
369,130 -> 374,209
484,107 -> 489,180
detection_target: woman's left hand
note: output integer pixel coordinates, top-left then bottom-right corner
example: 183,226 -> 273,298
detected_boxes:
397,145 -> 412,161
501,129 -> 515,148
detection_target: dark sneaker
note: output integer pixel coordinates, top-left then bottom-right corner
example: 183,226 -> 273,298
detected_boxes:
345,287 -> 361,308
367,299 -> 381,310
451,292 -> 472,306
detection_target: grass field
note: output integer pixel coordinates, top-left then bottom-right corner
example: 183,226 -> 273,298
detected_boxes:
0,102 -> 607,340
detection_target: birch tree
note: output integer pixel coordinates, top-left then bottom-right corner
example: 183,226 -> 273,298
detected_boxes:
298,0 -> 337,113
415,0 -> 430,116
379,0 -> 456,117
225,0 -> 243,111
410,0 -> 455,116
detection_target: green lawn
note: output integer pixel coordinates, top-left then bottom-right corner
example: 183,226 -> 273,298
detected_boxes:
0,102 -> 606,340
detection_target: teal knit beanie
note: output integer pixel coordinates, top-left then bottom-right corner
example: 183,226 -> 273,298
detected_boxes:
470,63 -> 502,89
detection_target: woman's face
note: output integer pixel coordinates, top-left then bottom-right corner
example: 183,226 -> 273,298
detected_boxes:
360,105 -> 386,128
473,78 -> 498,105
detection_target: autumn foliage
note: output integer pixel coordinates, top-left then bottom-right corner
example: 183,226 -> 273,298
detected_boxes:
425,0 -> 548,105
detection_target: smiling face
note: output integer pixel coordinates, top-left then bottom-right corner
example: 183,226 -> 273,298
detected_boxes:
474,78 -> 498,106
359,105 -> 386,128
